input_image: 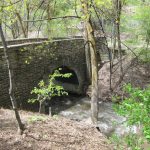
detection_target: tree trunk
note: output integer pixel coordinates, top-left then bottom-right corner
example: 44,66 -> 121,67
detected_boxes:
0,24 -> 24,134
84,22 -> 91,83
10,21 -> 18,39
116,0 -> 123,76
16,12 -> 27,38
39,101 -> 46,114
26,3 -> 30,38
81,0 -> 99,125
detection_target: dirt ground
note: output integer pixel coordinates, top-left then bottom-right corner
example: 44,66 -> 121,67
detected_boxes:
0,109 -> 112,150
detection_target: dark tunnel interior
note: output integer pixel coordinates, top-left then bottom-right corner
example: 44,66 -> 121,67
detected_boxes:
54,66 -> 79,85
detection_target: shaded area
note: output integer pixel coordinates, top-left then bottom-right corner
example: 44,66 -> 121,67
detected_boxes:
54,66 -> 79,85
45,94 -> 85,115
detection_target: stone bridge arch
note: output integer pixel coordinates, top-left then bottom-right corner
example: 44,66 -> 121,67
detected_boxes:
51,66 -> 83,94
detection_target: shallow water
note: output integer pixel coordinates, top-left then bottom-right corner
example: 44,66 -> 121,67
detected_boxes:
49,95 -> 137,137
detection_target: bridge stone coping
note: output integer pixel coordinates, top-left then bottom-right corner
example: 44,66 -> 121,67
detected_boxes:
0,37 -> 86,46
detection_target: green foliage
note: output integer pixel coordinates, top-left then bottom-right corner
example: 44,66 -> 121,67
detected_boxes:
135,4 -> 150,44
94,0 -> 112,8
28,68 -> 72,104
0,0 -> 81,38
110,133 -> 145,150
109,134 -> 125,150
120,0 -> 150,58
124,134 -> 144,150
125,0 -> 141,5
113,84 -> 150,142
136,48 -> 150,63
111,84 -> 150,149
28,115 -> 47,123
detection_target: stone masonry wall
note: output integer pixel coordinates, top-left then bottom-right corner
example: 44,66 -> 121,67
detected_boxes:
0,39 -> 86,108
0,37 -> 104,108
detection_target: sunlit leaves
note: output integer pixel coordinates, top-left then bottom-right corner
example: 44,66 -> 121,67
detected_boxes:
94,0 -> 112,8
29,69 -> 72,104
135,5 -> 150,42
114,84 -> 150,141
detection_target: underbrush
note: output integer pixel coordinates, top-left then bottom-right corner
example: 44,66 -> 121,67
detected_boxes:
110,84 -> 150,150
137,48 -> 150,63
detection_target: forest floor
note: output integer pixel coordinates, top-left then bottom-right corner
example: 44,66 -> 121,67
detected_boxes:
0,109 -> 112,150
98,56 -> 150,101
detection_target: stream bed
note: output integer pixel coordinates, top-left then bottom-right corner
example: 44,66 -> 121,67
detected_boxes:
49,95 -> 137,137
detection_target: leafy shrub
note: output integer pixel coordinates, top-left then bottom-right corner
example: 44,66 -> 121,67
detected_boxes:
109,133 -> 145,150
114,84 -> 150,140
137,48 -> 150,63
112,84 -> 150,149
28,68 -> 72,108
28,115 -> 47,123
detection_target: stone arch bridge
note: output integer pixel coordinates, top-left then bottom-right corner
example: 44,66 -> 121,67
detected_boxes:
0,37 -> 105,107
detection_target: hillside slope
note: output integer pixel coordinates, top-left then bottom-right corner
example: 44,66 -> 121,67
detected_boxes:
0,109 -> 112,150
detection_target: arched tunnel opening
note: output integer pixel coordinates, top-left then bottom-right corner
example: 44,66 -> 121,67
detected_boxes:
54,66 -> 79,85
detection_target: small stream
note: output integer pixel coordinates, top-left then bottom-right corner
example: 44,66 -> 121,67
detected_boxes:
48,95 -> 137,137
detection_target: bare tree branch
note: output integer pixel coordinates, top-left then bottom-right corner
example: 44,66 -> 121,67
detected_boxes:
23,16 -> 81,22
1,0 -> 22,8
